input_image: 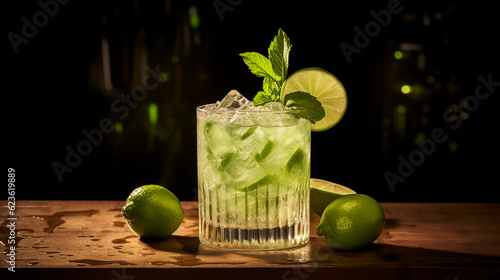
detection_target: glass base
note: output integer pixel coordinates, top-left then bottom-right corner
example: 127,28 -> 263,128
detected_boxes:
199,216 -> 309,250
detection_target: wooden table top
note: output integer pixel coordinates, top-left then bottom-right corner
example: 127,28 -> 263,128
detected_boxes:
1,201 -> 499,279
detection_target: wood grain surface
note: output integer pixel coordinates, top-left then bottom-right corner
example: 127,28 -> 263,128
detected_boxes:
1,201 -> 499,279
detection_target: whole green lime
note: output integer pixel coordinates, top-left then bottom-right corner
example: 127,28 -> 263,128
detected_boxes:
316,194 -> 384,250
122,184 -> 185,239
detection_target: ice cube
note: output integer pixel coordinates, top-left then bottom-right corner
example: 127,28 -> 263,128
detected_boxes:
258,101 -> 286,111
254,102 -> 298,126
216,90 -> 250,109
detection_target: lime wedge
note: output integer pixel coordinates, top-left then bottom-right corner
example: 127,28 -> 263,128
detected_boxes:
282,68 -> 347,131
310,178 -> 356,216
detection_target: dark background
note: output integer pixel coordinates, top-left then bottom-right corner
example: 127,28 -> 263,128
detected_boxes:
4,0 -> 499,202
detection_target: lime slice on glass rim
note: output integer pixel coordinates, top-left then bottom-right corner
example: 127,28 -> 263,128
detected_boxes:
281,68 -> 347,131
310,178 -> 356,216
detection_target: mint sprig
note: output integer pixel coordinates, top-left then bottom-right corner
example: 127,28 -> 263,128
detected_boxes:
239,28 -> 290,106
239,29 -> 325,124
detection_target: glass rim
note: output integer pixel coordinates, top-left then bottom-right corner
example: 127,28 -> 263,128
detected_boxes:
196,103 -> 297,115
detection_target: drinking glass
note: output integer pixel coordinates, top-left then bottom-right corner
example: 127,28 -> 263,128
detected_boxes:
196,104 -> 310,250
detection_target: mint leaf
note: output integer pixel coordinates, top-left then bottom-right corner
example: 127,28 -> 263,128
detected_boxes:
253,77 -> 280,106
284,91 -> 325,124
239,52 -> 279,83
268,28 -> 291,85
262,77 -> 279,99
253,91 -> 275,106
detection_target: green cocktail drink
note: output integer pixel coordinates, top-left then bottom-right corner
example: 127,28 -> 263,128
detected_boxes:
195,29 -> 347,250
197,97 -> 311,250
